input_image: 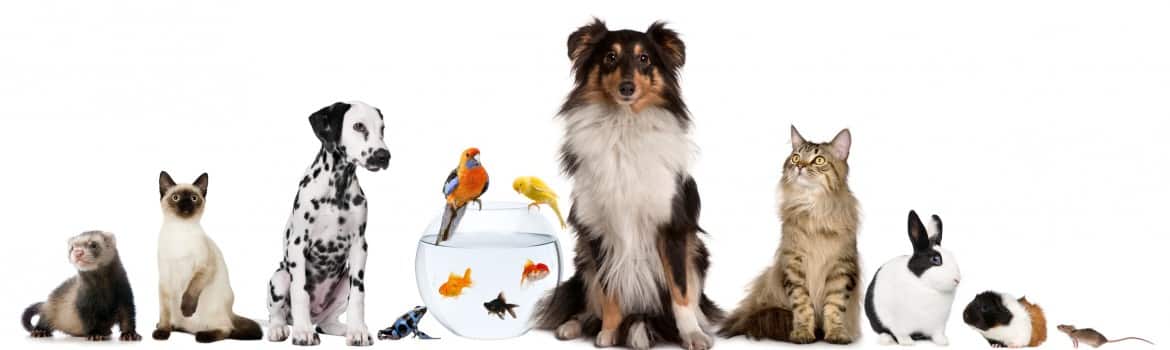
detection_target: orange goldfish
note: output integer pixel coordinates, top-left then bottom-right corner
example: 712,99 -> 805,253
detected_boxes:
520,260 -> 550,286
438,268 -> 473,298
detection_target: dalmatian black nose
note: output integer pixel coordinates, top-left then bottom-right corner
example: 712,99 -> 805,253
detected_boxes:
368,149 -> 391,169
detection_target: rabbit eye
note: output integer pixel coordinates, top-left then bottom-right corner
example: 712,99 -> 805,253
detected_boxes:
790,154 -> 800,164
930,255 -> 943,266
813,156 -> 826,165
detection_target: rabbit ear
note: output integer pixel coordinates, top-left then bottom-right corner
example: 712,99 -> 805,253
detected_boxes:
907,210 -> 930,252
929,214 -> 943,245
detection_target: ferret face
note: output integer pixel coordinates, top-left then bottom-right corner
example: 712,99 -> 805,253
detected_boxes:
963,291 -> 1013,331
68,231 -> 115,271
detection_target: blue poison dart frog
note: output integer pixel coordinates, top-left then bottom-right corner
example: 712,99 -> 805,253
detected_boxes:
377,306 -> 439,340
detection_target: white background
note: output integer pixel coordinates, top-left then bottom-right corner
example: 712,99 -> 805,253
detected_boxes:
2,1 -> 1168,349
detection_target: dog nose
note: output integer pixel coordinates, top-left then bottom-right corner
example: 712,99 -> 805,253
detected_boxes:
369,149 -> 391,168
618,81 -> 636,97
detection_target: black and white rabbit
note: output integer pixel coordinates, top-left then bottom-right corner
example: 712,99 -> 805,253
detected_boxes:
864,210 -> 961,345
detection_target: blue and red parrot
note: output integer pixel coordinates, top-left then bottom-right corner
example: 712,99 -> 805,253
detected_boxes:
437,147 -> 489,244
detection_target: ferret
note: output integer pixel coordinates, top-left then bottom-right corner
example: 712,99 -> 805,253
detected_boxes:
21,231 -> 140,341
1057,324 -> 1154,348
963,291 -> 1046,347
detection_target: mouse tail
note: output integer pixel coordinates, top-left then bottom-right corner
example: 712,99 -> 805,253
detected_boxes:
1109,337 -> 1154,345
22,302 -> 43,332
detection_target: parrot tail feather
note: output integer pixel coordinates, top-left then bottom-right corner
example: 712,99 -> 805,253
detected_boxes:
550,202 -> 566,230
437,204 -> 467,244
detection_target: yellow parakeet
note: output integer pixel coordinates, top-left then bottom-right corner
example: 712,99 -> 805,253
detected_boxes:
512,176 -> 566,229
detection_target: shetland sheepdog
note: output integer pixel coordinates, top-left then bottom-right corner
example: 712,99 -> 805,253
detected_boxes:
533,19 -> 723,350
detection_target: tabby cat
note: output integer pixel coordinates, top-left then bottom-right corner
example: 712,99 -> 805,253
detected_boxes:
720,126 -> 861,344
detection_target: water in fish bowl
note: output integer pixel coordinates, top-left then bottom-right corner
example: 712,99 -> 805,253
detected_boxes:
415,201 -> 562,339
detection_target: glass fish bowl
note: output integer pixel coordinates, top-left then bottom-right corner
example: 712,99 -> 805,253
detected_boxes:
415,201 -> 562,339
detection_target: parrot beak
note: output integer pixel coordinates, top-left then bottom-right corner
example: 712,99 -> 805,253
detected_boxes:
473,154 -> 481,165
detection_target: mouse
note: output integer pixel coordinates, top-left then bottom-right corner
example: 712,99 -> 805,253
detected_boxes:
1057,324 -> 1153,348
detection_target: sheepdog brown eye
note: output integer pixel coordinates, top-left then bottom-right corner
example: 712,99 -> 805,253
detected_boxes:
790,154 -> 800,164
605,52 -> 617,63
814,156 -> 826,165
639,54 -> 649,64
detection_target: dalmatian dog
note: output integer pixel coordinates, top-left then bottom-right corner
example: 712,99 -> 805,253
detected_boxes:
267,101 -> 391,347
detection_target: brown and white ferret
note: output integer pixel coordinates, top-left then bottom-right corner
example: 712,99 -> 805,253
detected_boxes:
21,231 -> 140,341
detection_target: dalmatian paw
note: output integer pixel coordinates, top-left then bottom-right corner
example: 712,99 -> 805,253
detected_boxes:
346,326 -> 373,347
268,324 -> 289,342
290,327 -> 319,346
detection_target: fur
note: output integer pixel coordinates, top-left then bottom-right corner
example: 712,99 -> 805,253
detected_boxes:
534,19 -> 722,350
22,231 -> 140,341
963,291 -> 1047,347
865,211 -> 960,346
720,126 -> 861,344
154,172 -> 261,343
266,101 -> 389,347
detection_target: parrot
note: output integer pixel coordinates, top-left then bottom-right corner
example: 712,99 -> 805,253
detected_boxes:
512,176 -> 566,229
437,147 -> 489,244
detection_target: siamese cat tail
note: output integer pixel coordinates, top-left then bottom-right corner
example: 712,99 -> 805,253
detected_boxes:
22,302 -> 43,332
228,314 -> 263,340
718,304 -> 793,342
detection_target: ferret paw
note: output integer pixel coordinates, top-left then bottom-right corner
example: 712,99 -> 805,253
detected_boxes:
268,324 -> 289,342
152,328 -> 171,340
120,331 -> 142,341
29,329 -> 52,338
680,330 -> 712,350
594,329 -> 618,348
345,326 -> 373,347
627,321 -> 651,350
290,327 -> 320,346
86,334 -> 110,341
823,327 -> 854,345
788,327 -> 816,344
555,320 -> 582,340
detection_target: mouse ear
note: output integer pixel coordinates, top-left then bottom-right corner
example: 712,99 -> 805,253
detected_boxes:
159,171 -> 176,199
309,102 -> 350,149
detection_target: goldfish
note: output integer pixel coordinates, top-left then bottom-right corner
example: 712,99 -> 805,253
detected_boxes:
483,292 -> 518,320
438,268 -> 473,298
520,259 -> 550,286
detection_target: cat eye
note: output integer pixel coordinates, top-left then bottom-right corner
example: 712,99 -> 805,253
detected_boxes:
930,255 -> 943,266
171,194 -> 180,202
789,154 -> 800,164
354,123 -> 367,133
191,195 -> 199,202
605,52 -> 617,63
814,156 -> 826,165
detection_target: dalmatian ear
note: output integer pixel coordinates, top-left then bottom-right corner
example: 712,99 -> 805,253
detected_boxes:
159,171 -> 176,199
309,102 -> 351,149
193,173 -> 209,197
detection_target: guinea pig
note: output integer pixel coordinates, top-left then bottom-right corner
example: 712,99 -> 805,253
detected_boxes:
962,291 -> 1047,347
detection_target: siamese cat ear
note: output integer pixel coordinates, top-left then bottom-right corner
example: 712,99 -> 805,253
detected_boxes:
309,102 -> 351,148
159,171 -> 176,199
193,173 -> 209,197
830,128 -> 852,160
790,125 -> 806,149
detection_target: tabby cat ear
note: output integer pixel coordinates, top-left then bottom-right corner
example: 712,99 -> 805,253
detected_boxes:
790,125 -> 806,150
830,128 -> 852,160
